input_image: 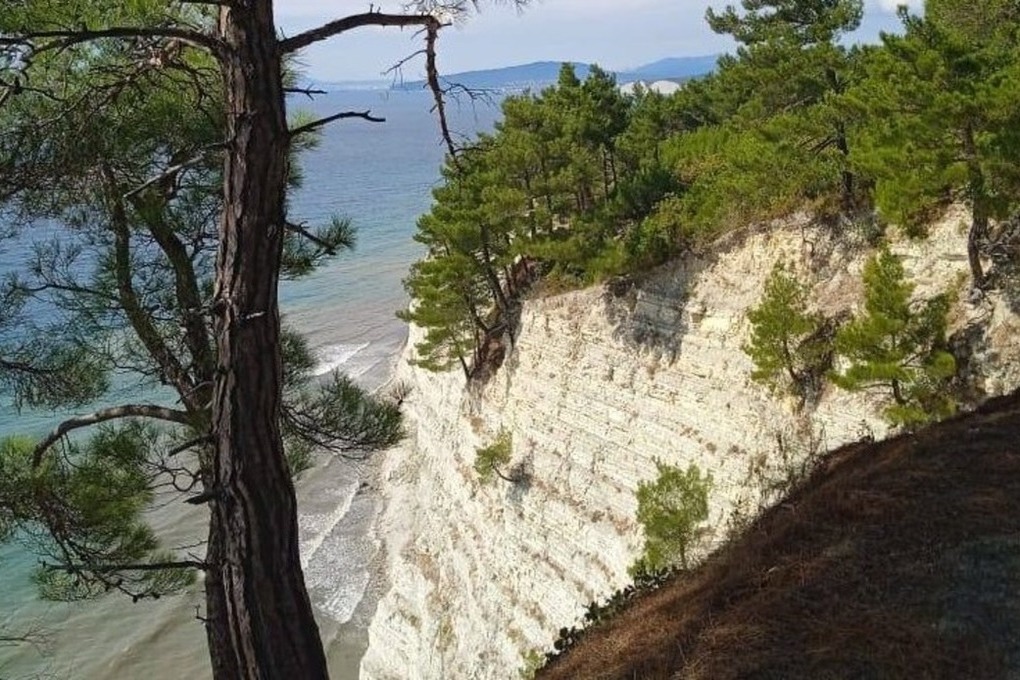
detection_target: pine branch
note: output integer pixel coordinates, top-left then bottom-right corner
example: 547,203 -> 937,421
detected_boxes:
104,167 -> 196,398
279,11 -> 461,166
0,357 -> 58,376
0,26 -> 222,56
123,143 -> 226,200
42,559 -> 207,573
33,405 -> 192,467
384,48 -> 428,78
423,19 -> 461,167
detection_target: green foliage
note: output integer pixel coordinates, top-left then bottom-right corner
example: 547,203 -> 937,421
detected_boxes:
473,428 -> 513,485
518,649 -> 545,679
403,64 -> 639,377
280,325 -> 317,390
281,216 -> 357,280
283,373 -> 404,465
0,427 -> 195,601
706,0 -> 863,48
660,124 -> 831,238
399,252 -> 486,377
831,248 -> 957,427
744,263 -> 830,400
629,462 -> 712,575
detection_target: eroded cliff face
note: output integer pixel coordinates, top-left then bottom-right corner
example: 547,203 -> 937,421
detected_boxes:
360,206 -> 1020,679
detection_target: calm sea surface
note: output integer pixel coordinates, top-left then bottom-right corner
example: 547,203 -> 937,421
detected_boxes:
0,88 -> 500,679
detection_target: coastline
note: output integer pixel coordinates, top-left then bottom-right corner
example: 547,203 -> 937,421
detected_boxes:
0,335 -> 410,680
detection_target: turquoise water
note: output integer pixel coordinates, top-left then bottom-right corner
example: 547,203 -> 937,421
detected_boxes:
0,88 -> 500,678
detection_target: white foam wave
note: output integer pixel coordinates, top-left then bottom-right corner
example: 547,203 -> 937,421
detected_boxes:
299,480 -> 359,570
312,342 -> 370,377
299,476 -> 381,625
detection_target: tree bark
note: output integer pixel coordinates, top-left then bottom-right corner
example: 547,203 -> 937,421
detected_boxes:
207,3 -> 328,678
962,123 -> 989,288
204,523 -> 243,680
478,222 -> 510,317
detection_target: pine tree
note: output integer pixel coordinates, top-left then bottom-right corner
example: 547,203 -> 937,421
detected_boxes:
399,252 -> 488,378
404,64 -> 644,376
850,3 -> 1020,286
706,0 -> 866,213
831,247 -> 957,427
744,263 -> 829,401
400,144 -> 525,378
630,462 -> 712,575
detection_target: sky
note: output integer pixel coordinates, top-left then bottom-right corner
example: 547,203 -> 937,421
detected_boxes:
273,0 -> 925,82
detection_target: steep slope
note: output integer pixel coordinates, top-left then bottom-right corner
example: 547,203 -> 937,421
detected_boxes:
538,391 -> 1020,679
360,207 -> 1020,679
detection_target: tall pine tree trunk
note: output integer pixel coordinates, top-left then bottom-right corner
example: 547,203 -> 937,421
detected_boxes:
835,119 -> 854,214
207,3 -> 329,678
825,67 -> 854,215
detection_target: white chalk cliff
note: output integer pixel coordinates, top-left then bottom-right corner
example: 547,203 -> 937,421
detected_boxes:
360,206 -> 1020,679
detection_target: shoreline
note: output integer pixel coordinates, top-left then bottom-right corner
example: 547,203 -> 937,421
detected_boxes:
319,335 -> 409,679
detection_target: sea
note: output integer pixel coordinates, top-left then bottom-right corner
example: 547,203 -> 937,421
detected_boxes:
0,87 -> 502,679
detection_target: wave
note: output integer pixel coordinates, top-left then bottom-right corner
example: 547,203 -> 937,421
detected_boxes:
298,465 -> 381,625
300,478 -> 359,570
312,342 -> 371,377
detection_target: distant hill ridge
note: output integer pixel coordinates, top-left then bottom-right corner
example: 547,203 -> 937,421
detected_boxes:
389,55 -> 718,91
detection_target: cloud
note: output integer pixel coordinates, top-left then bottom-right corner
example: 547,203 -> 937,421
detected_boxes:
867,0 -> 923,13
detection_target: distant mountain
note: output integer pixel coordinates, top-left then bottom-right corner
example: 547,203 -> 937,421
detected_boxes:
617,55 -> 720,82
391,55 -> 717,93
393,61 -> 595,92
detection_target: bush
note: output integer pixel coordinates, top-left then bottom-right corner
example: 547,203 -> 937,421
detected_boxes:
629,462 -> 712,575
473,429 -> 514,484
518,649 -> 545,679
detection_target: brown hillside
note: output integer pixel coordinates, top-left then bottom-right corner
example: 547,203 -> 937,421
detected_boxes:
538,393 -> 1020,680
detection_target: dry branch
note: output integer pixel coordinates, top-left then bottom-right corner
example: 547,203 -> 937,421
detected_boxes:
288,111 -> 385,138
279,12 -> 440,53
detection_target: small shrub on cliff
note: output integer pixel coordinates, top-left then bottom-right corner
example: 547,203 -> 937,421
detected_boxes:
831,247 -> 957,427
518,649 -> 545,679
474,429 -> 515,484
744,263 -> 831,402
629,462 -> 712,576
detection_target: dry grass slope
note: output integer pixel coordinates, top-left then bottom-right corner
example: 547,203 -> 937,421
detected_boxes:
538,392 -> 1020,680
